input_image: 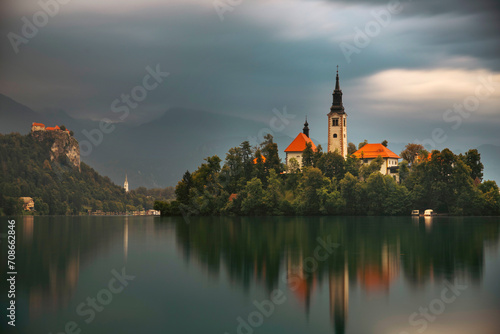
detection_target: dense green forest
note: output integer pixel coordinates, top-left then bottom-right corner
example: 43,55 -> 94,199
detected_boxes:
0,133 -> 174,215
155,135 -> 500,216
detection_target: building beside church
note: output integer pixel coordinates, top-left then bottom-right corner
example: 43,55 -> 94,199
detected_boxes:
284,118 -> 316,168
353,143 -> 400,178
124,174 -> 129,192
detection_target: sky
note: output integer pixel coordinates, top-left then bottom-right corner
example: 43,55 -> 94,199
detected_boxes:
1,0 -> 500,155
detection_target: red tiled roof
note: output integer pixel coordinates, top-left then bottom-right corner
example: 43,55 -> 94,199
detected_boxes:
353,143 -> 400,159
284,133 -> 317,152
32,122 -> 45,127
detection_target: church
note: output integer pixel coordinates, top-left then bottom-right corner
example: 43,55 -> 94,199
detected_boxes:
284,68 -> 400,176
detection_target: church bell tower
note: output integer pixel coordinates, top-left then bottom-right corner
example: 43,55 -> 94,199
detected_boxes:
327,66 -> 347,158
124,174 -> 129,193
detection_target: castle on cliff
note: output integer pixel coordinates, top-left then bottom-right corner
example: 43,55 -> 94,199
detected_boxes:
30,122 -> 80,171
31,122 -> 71,134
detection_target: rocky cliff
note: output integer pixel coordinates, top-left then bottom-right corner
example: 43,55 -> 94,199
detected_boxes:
31,130 -> 81,171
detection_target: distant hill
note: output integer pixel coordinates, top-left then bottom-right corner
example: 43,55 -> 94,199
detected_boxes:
0,94 -> 42,134
0,132 -> 173,215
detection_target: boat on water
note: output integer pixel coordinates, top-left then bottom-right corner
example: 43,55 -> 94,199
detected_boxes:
424,209 -> 436,216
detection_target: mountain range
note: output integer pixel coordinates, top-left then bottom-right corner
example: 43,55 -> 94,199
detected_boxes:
1,93 -> 499,188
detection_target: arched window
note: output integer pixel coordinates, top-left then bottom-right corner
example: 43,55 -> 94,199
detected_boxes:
333,134 -> 338,138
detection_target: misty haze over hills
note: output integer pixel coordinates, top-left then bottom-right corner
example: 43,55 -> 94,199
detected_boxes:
1,93 -> 499,188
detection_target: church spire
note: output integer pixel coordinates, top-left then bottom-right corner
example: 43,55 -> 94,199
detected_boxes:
335,65 -> 340,91
303,116 -> 310,138
331,65 -> 345,113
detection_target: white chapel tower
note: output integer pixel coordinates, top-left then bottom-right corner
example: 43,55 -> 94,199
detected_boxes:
124,174 -> 129,193
327,67 -> 347,159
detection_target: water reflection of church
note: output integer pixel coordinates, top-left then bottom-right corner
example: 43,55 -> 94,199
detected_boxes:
284,240 -> 400,334
174,217 -> 492,334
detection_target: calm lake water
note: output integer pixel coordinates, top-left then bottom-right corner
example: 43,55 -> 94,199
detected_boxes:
1,216 -> 500,334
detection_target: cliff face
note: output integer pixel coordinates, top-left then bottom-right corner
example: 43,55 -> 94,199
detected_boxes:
31,131 -> 81,171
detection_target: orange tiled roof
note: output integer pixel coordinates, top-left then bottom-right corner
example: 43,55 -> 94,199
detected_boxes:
32,122 -> 45,127
284,133 -> 317,152
353,143 -> 400,159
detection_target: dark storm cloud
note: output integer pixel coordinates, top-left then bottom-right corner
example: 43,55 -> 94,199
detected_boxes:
0,0 -> 499,154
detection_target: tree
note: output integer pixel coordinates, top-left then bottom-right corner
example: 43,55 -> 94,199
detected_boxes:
240,141 -> 254,181
287,158 -> 300,174
224,147 -> 244,192
398,160 -> 410,184
241,177 -> 266,215
264,170 -> 283,215
175,171 -> 193,205
345,155 -> 361,177
459,149 -> 484,181
191,155 -> 222,191
34,197 -> 49,215
3,197 -> 23,215
313,144 -> 323,168
347,142 -> 357,155
317,178 -> 344,214
360,156 -> 384,180
358,140 -> 368,149
60,125 -> 67,131
381,140 -> 388,147
340,172 -> 364,215
478,181 -> 500,215
261,134 -> 282,173
316,151 -> 345,181
401,143 -> 425,166
365,172 -> 388,215
302,142 -> 314,167
252,150 -> 267,184
295,167 -> 328,215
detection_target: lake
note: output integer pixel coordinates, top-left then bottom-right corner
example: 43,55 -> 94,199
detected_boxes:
1,216 -> 500,334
